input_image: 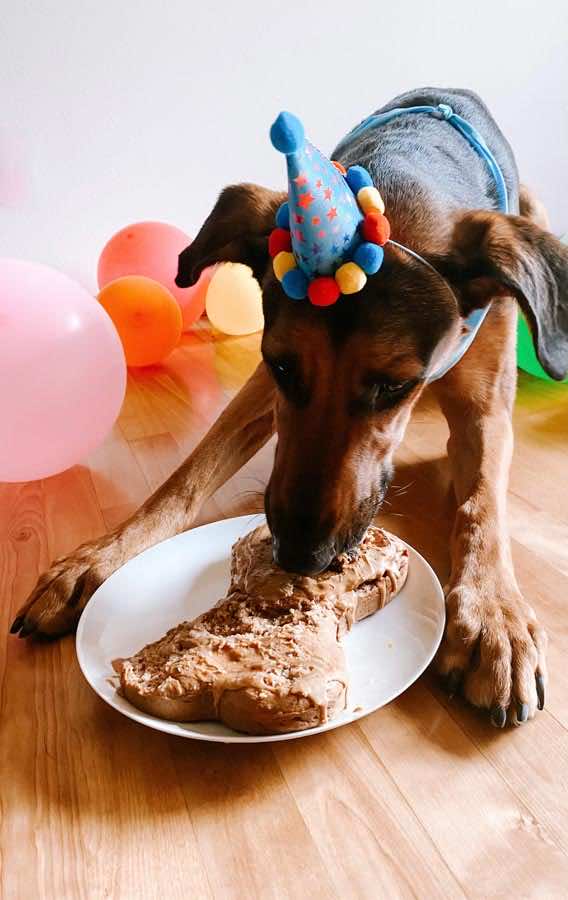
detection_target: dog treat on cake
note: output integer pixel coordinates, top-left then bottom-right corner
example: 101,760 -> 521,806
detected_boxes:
114,525 -> 408,735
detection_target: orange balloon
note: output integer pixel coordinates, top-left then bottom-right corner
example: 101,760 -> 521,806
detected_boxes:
98,275 -> 182,367
97,221 -> 206,328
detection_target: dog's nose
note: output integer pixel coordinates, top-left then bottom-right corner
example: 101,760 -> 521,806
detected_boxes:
272,535 -> 334,576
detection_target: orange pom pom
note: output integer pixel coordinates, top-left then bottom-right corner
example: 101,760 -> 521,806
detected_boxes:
307,277 -> 341,307
361,212 -> 391,246
268,228 -> 292,258
332,160 -> 347,176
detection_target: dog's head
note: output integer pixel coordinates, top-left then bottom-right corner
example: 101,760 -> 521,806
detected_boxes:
177,183 -> 568,573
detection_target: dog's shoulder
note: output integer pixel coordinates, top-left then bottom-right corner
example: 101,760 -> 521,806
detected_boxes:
334,86 -> 519,215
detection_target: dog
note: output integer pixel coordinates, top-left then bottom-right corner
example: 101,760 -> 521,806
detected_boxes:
12,87 -> 568,728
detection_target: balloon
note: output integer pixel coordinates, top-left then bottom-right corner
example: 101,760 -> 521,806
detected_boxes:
0,259 -> 126,482
205,263 -> 264,336
98,275 -> 182,367
517,315 -> 568,382
97,221 -> 206,329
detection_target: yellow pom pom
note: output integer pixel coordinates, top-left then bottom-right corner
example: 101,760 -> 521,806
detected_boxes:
357,186 -> 385,214
335,262 -> 367,295
273,251 -> 296,281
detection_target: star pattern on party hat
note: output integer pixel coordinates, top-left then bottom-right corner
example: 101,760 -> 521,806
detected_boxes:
269,111 -> 390,306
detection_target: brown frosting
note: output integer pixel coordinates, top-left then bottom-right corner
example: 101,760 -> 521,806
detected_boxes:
115,525 -> 409,735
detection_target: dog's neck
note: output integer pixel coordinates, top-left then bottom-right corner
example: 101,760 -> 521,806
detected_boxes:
334,101 -> 510,381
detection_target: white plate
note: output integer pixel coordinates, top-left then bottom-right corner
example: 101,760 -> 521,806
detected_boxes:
76,514 -> 445,743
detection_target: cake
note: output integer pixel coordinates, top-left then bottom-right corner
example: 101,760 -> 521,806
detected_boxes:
114,524 -> 408,735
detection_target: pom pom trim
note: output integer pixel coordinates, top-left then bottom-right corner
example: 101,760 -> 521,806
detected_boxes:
273,161 -> 389,305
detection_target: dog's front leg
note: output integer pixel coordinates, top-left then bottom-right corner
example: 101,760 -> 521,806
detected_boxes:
432,304 -> 547,726
12,363 -> 276,638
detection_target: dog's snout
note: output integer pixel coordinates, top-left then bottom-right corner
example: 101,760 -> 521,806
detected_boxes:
272,535 -> 334,576
269,507 -> 336,575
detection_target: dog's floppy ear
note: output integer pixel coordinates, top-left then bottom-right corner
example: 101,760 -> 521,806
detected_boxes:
175,183 -> 286,289
433,211 -> 568,381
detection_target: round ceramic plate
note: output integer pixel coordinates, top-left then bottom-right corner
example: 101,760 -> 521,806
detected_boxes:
76,514 -> 445,743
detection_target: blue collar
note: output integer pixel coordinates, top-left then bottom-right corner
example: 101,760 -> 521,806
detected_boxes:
335,102 -> 509,381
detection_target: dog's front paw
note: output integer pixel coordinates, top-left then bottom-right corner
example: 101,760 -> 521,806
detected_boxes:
437,579 -> 548,726
10,538 -> 118,639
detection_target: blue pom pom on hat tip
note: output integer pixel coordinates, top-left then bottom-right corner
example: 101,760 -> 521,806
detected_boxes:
270,112 -> 305,155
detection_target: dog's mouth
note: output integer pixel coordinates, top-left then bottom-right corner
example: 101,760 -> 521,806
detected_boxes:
264,460 -> 393,576
268,493 -> 388,576
270,534 -> 335,576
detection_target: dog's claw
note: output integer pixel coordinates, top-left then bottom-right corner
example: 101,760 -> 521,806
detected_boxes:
491,705 -> 507,728
517,702 -> 529,724
536,673 -> 545,710
10,615 -> 24,634
445,668 -> 463,698
18,621 -> 36,639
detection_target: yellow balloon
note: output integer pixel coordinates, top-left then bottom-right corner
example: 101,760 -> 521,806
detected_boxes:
205,262 -> 264,336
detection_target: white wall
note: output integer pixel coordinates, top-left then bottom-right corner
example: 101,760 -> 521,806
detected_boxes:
2,0 -> 567,292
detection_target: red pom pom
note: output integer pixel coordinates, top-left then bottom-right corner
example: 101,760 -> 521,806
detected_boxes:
361,212 -> 391,246
332,160 -> 347,175
307,277 -> 340,307
269,228 -> 292,258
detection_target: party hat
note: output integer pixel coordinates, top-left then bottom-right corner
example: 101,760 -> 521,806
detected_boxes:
269,111 -> 390,306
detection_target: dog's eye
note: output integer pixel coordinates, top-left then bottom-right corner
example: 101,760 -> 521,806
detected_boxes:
266,356 -> 293,385
380,381 -> 405,395
374,380 -> 409,399
265,355 -> 309,406
361,378 -> 414,413
274,361 -> 290,379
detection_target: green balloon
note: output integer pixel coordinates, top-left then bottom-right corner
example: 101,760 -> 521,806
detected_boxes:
516,314 -> 568,382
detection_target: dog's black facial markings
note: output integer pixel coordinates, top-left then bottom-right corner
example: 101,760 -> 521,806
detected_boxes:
262,251 -> 461,392
260,254 -> 453,574
352,374 -> 422,416
339,465 -> 395,556
379,461 -> 395,501
265,351 -> 421,416
263,353 -> 309,407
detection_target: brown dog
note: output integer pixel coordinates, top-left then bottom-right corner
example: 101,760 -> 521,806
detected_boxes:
12,88 -> 568,728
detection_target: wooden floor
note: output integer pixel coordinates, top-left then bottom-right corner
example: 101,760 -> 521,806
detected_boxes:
2,324 -> 568,900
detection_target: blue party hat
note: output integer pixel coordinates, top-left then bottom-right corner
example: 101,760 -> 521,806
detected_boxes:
269,111 -> 390,306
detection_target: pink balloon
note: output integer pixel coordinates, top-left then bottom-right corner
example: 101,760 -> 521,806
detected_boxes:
0,259 -> 126,482
181,264 -> 217,331
97,221 -> 207,330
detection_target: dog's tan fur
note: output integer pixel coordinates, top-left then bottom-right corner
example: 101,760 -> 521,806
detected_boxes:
11,181 -> 557,728
433,299 -> 546,723
12,362 -> 277,636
